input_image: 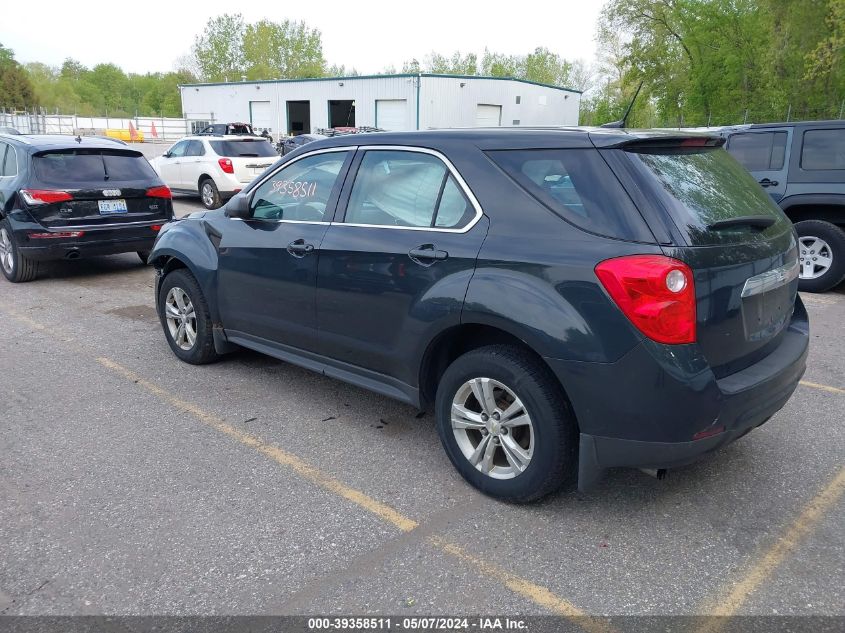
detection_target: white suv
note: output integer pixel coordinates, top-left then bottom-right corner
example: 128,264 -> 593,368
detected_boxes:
149,136 -> 278,209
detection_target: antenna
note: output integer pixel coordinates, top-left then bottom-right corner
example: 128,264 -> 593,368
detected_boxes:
601,81 -> 644,129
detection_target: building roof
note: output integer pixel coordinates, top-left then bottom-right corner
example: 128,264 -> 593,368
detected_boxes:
181,73 -> 582,94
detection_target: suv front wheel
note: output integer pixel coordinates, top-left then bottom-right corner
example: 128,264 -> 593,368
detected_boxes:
435,345 -> 578,503
795,219 -> 845,293
157,268 -> 219,364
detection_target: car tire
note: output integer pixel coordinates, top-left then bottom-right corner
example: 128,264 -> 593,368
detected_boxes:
200,178 -> 222,210
157,268 -> 219,364
795,220 -> 845,293
435,344 -> 578,503
0,218 -> 39,283
137,250 -> 151,265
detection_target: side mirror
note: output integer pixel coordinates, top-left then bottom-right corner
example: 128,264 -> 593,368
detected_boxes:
224,193 -> 251,219
162,152 -> 171,159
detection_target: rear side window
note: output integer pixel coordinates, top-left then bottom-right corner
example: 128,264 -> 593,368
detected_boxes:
33,151 -> 156,184
628,147 -> 786,246
727,132 -> 787,170
801,129 -> 845,170
487,149 -> 653,241
210,140 -> 276,158
344,150 -> 475,229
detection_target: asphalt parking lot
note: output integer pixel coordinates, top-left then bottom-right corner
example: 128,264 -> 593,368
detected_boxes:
1,194 -> 843,623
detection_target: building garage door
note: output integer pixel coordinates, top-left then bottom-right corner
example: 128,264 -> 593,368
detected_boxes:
376,99 -> 408,131
249,101 -> 273,132
475,104 -> 502,127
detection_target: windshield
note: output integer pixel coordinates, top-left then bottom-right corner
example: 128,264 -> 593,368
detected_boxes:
209,140 -> 277,158
33,150 -> 156,185
626,147 -> 788,246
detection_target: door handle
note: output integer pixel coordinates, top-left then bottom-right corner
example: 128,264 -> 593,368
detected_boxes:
287,239 -> 315,257
759,178 -> 778,187
408,244 -> 448,266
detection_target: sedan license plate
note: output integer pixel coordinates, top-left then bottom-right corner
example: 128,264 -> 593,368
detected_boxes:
98,199 -> 128,215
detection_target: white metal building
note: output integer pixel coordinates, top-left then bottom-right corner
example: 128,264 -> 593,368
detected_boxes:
179,74 -> 581,136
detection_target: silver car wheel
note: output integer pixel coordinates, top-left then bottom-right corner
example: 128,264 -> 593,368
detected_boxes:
799,236 -> 833,280
201,182 -> 215,207
164,287 -> 198,351
451,377 -> 534,480
0,228 -> 14,275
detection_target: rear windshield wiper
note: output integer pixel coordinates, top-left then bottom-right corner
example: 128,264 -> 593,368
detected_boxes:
707,215 -> 776,231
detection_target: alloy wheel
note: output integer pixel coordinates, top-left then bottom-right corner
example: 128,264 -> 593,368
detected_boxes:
201,183 -> 215,207
451,377 -> 534,480
0,228 -> 14,275
164,287 -> 198,351
799,236 -> 833,280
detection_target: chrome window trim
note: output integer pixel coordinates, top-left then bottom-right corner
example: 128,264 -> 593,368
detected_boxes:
336,145 -> 484,234
741,259 -> 800,298
242,146 -> 357,225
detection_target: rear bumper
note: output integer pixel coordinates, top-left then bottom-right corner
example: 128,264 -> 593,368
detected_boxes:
12,218 -> 166,261
547,298 -> 809,490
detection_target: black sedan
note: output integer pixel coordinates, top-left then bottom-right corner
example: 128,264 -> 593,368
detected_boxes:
0,135 -> 174,282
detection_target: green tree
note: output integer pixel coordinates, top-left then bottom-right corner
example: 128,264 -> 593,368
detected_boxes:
192,13 -> 246,82
425,51 -> 478,75
0,43 -> 35,110
242,19 -> 326,80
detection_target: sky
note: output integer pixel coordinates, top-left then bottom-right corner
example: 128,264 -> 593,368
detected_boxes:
0,0 -> 606,75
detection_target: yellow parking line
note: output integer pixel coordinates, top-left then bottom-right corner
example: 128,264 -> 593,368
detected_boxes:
800,380 -> 845,395
5,306 -> 603,620
96,356 -> 420,533
430,536 -> 614,632
696,466 -> 845,633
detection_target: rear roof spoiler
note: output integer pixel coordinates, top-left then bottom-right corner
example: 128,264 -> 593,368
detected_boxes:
613,135 -> 725,150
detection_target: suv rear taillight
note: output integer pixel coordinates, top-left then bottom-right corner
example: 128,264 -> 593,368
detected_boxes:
146,185 -> 172,199
20,189 -> 73,205
218,158 -> 234,174
595,255 -> 696,344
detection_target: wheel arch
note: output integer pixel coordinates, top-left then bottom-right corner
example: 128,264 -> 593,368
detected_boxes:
780,195 -> 845,227
417,322 -> 574,414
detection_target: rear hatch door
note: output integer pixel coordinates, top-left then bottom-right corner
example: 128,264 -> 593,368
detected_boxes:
28,149 -> 170,227
208,138 -> 277,185
616,140 -> 799,375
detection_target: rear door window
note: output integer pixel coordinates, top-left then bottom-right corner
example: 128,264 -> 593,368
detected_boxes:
487,148 -> 654,241
33,151 -> 156,185
626,147 -> 788,246
801,129 -> 845,170
210,140 -> 276,158
185,141 -> 206,157
727,132 -> 788,170
344,150 -> 476,230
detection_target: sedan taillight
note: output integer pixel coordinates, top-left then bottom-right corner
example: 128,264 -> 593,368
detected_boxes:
21,189 -> 73,205
146,186 -> 172,199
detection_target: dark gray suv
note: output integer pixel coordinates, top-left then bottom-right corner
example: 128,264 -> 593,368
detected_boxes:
722,120 -> 845,292
150,128 -> 809,502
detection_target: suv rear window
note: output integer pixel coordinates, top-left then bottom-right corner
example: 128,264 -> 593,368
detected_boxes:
627,147 -> 787,246
33,150 -> 157,184
487,149 -> 654,242
801,129 -> 845,170
210,140 -> 277,158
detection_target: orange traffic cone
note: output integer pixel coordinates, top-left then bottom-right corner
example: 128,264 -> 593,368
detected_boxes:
151,121 -> 158,139
129,122 -> 139,142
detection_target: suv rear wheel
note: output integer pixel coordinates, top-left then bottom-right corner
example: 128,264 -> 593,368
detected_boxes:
157,268 -> 219,364
435,345 -> 578,503
200,178 -> 221,210
0,219 -> 39,283
795,220 -> 845,293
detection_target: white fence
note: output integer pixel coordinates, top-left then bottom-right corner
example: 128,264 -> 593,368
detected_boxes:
0,112 -> 215,142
